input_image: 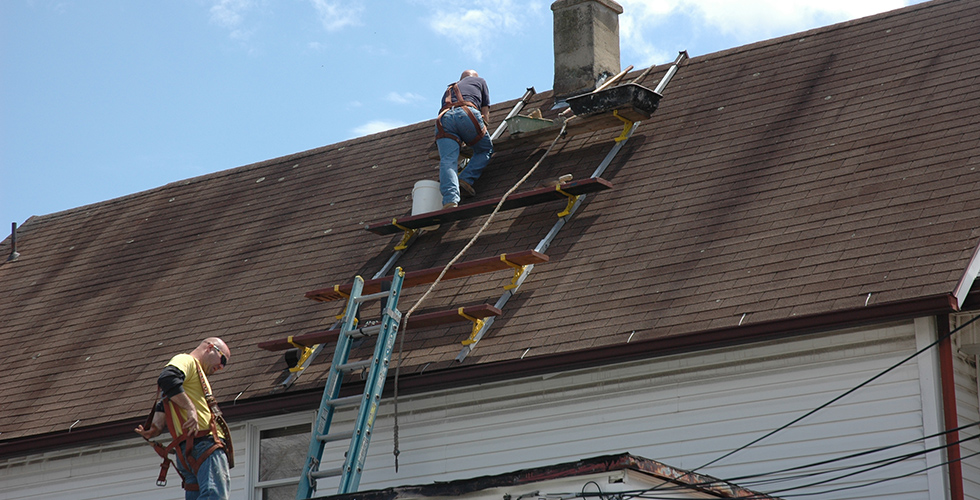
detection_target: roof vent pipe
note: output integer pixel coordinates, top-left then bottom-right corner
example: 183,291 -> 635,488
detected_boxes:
7,222 -> 20,262
552,0 -> 623,101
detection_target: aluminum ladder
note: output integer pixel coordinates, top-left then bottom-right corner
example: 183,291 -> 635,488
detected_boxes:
296,268 -> 405,499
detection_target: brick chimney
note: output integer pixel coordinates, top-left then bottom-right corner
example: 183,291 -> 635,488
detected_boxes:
552,0 -> 623,100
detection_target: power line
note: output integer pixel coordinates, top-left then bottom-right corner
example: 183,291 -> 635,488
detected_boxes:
729,420 -> 980,487
613,422 -> 978,499
761,431 -> 980,495
775,448 -> 980,498
632,312 -> 980,498
694,313 -> 980,472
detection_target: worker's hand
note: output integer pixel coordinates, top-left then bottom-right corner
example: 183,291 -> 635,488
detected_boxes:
134,423 -> 161,439
181,409 -> 199,435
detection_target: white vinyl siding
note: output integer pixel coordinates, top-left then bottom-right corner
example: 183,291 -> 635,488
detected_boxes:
3,318 -> 978,500
0,425 -> 247,500
955,351 -> 980,500
313,321 -> 937,499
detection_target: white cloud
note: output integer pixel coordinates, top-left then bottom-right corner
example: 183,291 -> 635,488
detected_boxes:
424,0 -> 547,60
309,0 -> 363,31
386,92 -> 425,105
618,0 -> 915,65
353,120 -> 407,136
209,0 -> 252,28
208,0 -> 257,43
683,0 -> 912,39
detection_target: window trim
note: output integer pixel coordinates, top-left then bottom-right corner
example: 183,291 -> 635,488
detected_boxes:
246,410 -> 316,500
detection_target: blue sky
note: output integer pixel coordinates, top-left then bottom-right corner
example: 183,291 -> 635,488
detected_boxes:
1,0 -> 923,227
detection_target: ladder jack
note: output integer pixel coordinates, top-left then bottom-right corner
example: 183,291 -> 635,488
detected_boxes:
295,269 -> 406,499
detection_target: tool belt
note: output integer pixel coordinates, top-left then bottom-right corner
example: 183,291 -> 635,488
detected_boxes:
435,82 -> 487,147
142,362 -> 234,491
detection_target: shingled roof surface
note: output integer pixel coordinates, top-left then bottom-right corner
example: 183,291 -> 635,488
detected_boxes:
1,0 -> 978,450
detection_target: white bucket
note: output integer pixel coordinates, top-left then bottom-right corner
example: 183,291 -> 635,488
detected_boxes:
412,180 -> 442,230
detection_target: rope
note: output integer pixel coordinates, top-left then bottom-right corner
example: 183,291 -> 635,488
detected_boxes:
392,120 -> 570,469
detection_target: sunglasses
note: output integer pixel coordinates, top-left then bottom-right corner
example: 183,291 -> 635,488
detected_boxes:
211,344 -> 228,367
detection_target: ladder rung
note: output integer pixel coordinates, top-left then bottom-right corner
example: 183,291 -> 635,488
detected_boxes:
354,291 -> 390,303
316,430 -> 355,443
326,395 -> 362,408
336,359 -> 373,372
310,466 -> 345,479
349,324 -> 381,338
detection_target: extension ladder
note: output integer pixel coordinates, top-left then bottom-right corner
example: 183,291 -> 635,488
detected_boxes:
296,268 -> 406,499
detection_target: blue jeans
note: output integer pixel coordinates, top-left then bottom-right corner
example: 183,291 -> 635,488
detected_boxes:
173,437 -> 230,500
435,106 -> 493,205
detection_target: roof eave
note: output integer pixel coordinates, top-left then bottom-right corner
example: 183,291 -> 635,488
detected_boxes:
0,292 -> 959,459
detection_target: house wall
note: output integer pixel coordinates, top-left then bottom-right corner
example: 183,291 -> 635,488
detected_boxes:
0,425 -> 248,500
2,318 -> 977,500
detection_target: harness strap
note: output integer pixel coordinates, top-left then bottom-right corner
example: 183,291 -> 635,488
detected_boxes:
436,82 -> 487,146
194,361 -> 235,469
142,359 -> 235,491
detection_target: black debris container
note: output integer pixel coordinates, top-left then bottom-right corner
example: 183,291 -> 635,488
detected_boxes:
566,83 -> 663,121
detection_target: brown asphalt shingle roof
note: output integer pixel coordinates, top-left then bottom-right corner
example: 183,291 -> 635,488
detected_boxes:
1,0 -> 978,450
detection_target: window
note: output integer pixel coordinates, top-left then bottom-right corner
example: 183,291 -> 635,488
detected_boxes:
248,414 -> 313,500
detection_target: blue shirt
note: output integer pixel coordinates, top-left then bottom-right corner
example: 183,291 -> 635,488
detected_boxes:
441,76 -> 490,111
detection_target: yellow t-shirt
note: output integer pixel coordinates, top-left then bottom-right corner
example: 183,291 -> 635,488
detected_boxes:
165,353 -> 226,439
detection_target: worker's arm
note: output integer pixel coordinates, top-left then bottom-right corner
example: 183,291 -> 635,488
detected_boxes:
157,364 -> 199,435
167,392 -> 200,435
481,106 -> 490,127
134,409 -> 166,439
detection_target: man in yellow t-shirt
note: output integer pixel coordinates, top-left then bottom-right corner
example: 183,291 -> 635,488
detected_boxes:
136,337 -> 231,500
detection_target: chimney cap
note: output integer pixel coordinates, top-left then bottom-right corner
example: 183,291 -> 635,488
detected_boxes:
552,0 -> 623,14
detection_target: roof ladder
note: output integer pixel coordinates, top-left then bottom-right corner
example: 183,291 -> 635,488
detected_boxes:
295,269 -> 405,499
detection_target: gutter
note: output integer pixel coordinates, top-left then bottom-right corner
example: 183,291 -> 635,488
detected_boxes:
0,292 -> 960,459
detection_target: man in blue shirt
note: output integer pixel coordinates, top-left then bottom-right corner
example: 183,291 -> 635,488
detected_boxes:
435,70 -> 492,208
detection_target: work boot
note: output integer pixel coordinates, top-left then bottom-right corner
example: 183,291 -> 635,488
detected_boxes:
459,180 -> 476,198
443,202 -> 458,210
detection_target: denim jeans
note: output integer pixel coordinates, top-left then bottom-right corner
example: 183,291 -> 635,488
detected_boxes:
435,106 -> 493,205
173,437 -> 230,500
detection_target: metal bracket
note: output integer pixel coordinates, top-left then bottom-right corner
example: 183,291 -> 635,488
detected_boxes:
287,336 -> 316,373
458,308 -> 486,345
390,219 -> 418,251
334,285 -> 351,320
612,110 -> 634,143
499,254 -> 528,290
555,184 -> 580,218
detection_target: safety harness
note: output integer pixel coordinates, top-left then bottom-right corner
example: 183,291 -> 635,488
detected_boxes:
142,360 -> 234,491
435,82 -> 487,146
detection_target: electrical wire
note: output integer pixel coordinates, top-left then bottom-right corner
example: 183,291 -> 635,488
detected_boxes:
694,313 -> 980,473
729,420 -> 980,487
633,312 -> 980,498
761,431 -> 980,495
621,420 -> 980,495
772,448 -> 980,498
609,424 -> 979,499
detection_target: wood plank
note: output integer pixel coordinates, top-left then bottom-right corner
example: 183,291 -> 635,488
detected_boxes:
258,304 -> 502,351
365,177 -> 613,235
305,250 -> 549,302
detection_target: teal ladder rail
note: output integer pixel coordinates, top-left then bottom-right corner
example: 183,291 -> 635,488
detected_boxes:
296,268 -> 405,499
